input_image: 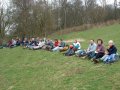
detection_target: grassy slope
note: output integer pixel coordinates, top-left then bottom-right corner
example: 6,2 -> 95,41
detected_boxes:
0,24 -> 120,90
49,24 -> 120,48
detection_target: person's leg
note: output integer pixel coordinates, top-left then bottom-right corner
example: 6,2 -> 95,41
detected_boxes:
65,49 -> 71,56
102,55 -> 109,63
101,55 -> 108,61
52,47 -> 59,52
59,47 -> 64,50
93,53 -> 104,64
107,54 -> 116,63
55,47 -> 64,52
95,53 -> 104,59
29,45 -> 34,50
69,49 -> 75,56
46,46 -> 52,51
91,53 -> 97,60
33,46 -> 40,50
78,50 -> 87,57
42,45 -> 47,50
60,47 -> 68,52
87,52 -> 94,59
75,50 -> 82,57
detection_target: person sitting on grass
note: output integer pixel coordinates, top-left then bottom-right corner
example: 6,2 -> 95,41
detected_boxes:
46,39 -> 59,51
73,40 -> 81,53
76,39 -> 97,59
23,38 -> 29,48
92,39 -> 105,64
60,45 -> 69,52
16,38 -> 21,46
52,39 -> 66,52
7,39 -> 16,48
101,40 -> 118,64
64,45 -> 75,56
42,39 -> 54,51
54,39 -> 59,47
33,39 -> 45,50
12,39 -> 17,47
64,40 -> 81,56
7,39 -> 12,48
27,38 -> 38,49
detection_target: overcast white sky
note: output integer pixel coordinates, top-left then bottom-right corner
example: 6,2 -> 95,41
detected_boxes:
1,0 -> 119,8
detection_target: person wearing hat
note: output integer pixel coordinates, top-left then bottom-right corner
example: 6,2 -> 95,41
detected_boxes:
101,40 -> 117,63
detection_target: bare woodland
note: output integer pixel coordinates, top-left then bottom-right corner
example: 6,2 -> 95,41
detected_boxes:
0,0 -> 120,38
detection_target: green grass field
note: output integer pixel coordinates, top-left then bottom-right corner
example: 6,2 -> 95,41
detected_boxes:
0,24 -> 120,90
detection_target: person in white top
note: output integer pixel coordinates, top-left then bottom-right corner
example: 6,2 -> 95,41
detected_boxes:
12,39 -> 17,46
73,40 -> 81,50
33,39 -> 45,50
73,40 -> 81,54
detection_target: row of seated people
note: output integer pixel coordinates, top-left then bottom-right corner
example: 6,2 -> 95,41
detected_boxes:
65,39 -> 119,64
0,37 -> 119,64
24,38 -> 69,52
0,38 -> 21,48
19,38 -> 120,64
1,37 -> 68,52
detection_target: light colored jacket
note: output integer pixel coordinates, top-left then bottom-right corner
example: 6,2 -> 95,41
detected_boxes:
73,42 -> 81,50
87,43 -> 97,52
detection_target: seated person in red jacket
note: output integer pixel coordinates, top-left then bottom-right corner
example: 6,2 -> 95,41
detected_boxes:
52,39 -> 66,52
54,39 -> 59,47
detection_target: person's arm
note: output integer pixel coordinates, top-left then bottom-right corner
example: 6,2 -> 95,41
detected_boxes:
89,44 -> 96,52
87,46 -> 90,52
99,46 -> 105,53
108,47 -> 117,55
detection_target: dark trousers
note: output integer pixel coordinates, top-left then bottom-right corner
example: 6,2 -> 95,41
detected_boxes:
94,52 -> 104,59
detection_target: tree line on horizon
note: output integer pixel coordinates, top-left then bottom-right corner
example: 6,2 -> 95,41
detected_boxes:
0,0 -> 120,39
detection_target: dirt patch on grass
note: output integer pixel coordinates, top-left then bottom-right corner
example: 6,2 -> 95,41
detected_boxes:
66,38 -> 85,43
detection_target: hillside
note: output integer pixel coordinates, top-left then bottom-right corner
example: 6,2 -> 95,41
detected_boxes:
0,24 -> 120,90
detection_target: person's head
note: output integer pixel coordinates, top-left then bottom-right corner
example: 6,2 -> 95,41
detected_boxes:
97,39 -> 103,45
55,39 -> 58,42
39,38 -> 42,41
89,39 -> 94,44
24,38 -> 27,41
32,38 -> 35,41
59,39 -> 63,43
108,40 -> 114,47
37,37 -> 39,40
74,40 -> 77,43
